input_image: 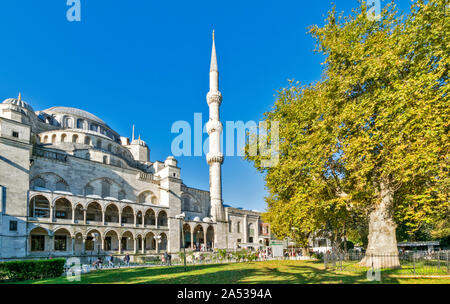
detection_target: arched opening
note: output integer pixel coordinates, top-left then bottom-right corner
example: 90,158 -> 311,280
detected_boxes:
237,221 -> 241,233
54,228 -> 71,251
105,204 -> 119,223
72,134 -> 78,143
137,235 -> 143,251
77,119 -> 85,129
144,232 -> 155,251
182,196 -> 190,211
183,223 -> 191,249
121,231 -> 134,252
206,226 -> 214,250
248,223 -> 255,243
84,136 -> 91,145
61,133 -> 67,143
103,155 -> 108,164
54,198 -> 72,220
107,144 -> 112,152
104,230 -> 119,251
51,134 -> 56,144
43,135 -> 48,143
121,206 -> 134,224
85,229 -> 102,252
160,233 -> 168,251
30,227 -> 49,252
29,195 -> 50,218
137,191 -> 156,204
157,210 -> 167,227
96,139 -> 102,149
86,202 -> 102,222
144,209 -> 156,226
193,225 -> 204,250
74,204 -> 84,221
136,211 -> 143,225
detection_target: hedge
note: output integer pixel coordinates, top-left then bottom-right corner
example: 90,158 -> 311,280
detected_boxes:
0,258 -> 66,281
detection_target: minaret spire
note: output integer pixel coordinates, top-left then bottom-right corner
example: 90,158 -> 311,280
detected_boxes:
206,30 -> 225,223
132,124 -> 135,141
17,92 -> 22,102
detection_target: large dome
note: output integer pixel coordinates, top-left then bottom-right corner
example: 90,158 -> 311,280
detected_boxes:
2,98 -> 34,112
43,106 -> 105,125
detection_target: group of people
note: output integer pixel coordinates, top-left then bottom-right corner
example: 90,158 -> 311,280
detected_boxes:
92,253 -> 131,269
162,252 -> 172,266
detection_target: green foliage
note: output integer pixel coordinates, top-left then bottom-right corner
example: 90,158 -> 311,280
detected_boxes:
245,0 -> 449,249
0,258 -> 66,281
217,249 -> 227,260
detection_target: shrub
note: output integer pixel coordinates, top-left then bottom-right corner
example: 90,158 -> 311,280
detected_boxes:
0,258 -> 66,281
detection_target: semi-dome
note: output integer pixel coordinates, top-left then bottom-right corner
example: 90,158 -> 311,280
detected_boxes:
2,97 -> 34,112
42,106 -> 106,125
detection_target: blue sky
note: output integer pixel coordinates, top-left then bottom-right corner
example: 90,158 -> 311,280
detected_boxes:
0,0 -> 411,212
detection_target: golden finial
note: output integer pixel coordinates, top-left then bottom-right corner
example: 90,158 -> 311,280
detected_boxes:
212,30 -> 215,41
18,92 -> 22,102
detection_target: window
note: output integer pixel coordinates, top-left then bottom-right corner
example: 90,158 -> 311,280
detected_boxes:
55,211 -> 67,219
12,131 -> 19,138
33,178 -> 46,189
9,220 -> 17,231
101,180 -> 110,198
229,221 -> 232,233
121,237 -> 127,250
85,237 -> 94,251
237,239 -> 241,243
237,221 -> 241,233
54,235 -> 67,251
31,235 -> 45,251
103,156 -> 108,164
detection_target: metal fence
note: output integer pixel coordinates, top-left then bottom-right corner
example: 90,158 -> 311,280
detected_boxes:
324,250 -> 450,275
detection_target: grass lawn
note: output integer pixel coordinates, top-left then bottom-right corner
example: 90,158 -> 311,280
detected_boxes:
11,260 -> 450,284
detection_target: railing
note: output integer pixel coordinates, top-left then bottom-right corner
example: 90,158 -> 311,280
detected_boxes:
323,250 -> 450,275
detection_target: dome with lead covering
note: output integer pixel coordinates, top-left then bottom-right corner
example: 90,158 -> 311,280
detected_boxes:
2,97 -> 34,112
43,106 -> 106,125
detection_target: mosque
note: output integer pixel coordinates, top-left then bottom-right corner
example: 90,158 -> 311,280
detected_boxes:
0,33 -> 271,261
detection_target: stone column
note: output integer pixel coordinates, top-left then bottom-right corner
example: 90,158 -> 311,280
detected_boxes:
155,215 -> 159,229
72,208 -> 75,224
102,210 -> 106,225
244,215 -> 248,243
133,238 -> 137,254
118,237 -> 122,254
141,238 -> 145,254
119,211 -> 122,226
101,238 -> 105,251
191,230 -> 194,250
134,213 -> 137,227
82,238 -> 86,254
83,209 -> 87,224
155,239 -> 159,253
50,205 -> 54,222
49,235 -> 54,252
204,230 -> 207,250
71,237 -> 75,255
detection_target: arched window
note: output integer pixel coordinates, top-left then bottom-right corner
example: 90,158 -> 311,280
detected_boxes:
182,197 -> 190,211
237,221 -> 241,233
77,119 -> 85,129
84,136 -> 91,145
101,180 -> 110,198
29,195 -> 50,218
72,134 -> 78,143
43,135 -> 48,143
90,124 -> 98,132
158,211 -> 168,227
61,134 -> 67,143
103,155 -> 108,164
96,139 -> 102,149
55,180 -> 67,192
229,220 -> 232,233
107,144 -> 112,152
51,134 -> 56,143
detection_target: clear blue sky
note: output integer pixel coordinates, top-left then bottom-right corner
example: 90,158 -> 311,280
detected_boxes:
0,0 -> 411,212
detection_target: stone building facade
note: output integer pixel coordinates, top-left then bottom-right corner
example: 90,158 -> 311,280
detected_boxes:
0,34 -> 271,261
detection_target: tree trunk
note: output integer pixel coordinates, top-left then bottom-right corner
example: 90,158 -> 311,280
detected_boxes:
302,247 -> 310,257
360,180 -> 401,269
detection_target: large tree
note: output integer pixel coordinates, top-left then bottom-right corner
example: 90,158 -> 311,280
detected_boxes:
246,0 -> 449,268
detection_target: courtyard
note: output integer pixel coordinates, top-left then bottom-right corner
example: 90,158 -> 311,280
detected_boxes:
11,260 -> 450,284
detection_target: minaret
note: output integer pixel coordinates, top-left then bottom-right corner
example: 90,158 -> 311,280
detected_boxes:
206,30 -> 225,222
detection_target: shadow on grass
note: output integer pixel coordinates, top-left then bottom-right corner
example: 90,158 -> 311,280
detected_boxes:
10,260 -> 405,284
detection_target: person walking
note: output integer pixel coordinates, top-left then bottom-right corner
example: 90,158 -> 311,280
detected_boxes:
124,253 -> 130,267
109,254 -> 114,267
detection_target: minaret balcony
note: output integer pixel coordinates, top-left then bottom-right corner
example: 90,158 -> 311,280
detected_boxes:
207,152 -> 224,165
206,91 -> 222,105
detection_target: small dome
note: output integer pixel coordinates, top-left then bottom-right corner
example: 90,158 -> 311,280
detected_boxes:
193,216 -> 201,222
203,217 -> 212,223
2,97 -> 34,112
